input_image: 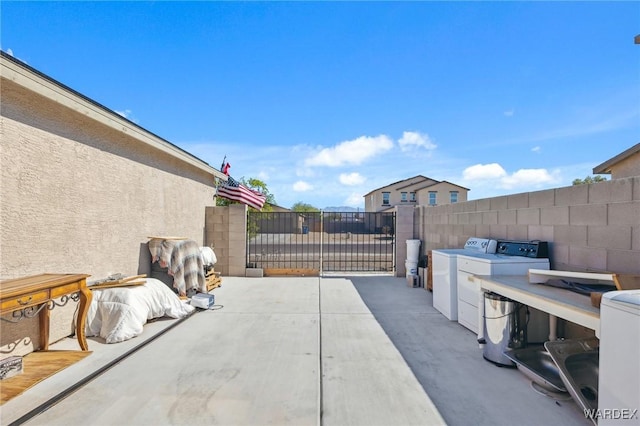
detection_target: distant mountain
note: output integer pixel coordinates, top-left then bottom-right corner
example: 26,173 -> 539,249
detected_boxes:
323,206 -> 360,212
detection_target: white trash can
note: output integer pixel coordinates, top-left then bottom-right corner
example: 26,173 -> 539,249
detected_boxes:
406,239 -> 421,262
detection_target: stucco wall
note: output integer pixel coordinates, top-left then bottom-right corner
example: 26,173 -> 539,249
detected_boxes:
611,152 -> 640,179
417,181 -> 468,205
1,78 -> 217,354
415,177 -> 640,274
365,178 -> 467,212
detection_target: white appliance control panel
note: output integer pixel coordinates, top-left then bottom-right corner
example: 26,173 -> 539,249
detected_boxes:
463,238 -> 497,253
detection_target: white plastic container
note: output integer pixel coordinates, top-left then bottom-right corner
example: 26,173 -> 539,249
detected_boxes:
405,260 -> 418,276
406,239 -> 421,262
191,293 -> 215,309
406,274 -> 419,288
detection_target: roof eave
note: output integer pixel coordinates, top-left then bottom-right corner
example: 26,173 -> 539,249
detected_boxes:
1,51 -> 227,181
593,143 -> 640,175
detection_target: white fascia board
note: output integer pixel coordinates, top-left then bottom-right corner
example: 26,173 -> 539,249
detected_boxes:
1,56 -> 227,181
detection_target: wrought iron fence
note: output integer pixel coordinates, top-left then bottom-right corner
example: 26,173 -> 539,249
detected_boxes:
246,211 -> 395,274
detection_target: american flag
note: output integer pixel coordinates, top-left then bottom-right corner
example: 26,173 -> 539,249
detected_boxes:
216,176 -> 267,211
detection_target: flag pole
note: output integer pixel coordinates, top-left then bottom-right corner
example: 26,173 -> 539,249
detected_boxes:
214,155 -> 227,201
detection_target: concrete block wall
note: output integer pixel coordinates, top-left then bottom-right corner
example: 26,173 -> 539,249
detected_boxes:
417,177 -> 640,274
205,204 -> 247,276
395,205 -> 415,277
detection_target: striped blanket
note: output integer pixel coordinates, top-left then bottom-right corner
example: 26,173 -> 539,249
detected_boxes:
148,239 -> 176,267
148,239 -> 206,296
168,240 -> 207,296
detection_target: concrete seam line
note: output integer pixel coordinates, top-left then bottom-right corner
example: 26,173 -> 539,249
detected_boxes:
8,309 -> 199,426
317,275 -> 323,426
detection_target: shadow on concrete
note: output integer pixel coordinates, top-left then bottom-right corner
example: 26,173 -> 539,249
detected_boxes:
344,275 -> 590,426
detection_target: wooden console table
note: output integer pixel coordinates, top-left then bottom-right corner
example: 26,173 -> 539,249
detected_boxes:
0,274 -> 92,351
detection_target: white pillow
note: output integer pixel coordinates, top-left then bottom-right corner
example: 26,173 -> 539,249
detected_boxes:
200,246 -> 217,265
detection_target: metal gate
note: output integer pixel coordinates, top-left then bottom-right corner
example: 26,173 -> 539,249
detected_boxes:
246,211 -> 395,275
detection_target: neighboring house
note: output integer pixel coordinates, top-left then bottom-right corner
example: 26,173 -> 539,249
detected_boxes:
363,175 -> 469,212
593,142 -> 640,179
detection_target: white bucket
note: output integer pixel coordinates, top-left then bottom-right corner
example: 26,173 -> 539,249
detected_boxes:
406,239 -> 421,262
405,260 -> 418,277
406,274 -> 419,288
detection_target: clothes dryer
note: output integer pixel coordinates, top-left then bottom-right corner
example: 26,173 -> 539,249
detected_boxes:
431,238 -> 497,320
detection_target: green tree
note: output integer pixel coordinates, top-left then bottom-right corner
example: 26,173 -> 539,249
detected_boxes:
215,177 -> 276,211
291,202 -> 320,212
244,178 -> 276,206
216,177 -> 276,240
572,175 -> 607,185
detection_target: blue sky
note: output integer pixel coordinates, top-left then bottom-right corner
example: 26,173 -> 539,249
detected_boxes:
2,2 -> 639,209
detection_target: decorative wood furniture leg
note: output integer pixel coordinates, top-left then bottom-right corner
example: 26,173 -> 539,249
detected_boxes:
1,274 -> 92,353
76,285 -> 92,351
39,303 -> 51,351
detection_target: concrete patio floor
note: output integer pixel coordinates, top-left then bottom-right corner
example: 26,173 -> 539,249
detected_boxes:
2,276 -> 591,426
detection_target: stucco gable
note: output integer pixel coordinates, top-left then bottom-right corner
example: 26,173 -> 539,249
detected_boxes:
363,175 -> 432,196
439,180 -> 470,191
593,143 -> 640,175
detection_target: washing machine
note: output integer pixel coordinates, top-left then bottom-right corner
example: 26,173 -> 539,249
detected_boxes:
599,289 -> 640,426
456,240 -> 550,343
432,238 -> 497,320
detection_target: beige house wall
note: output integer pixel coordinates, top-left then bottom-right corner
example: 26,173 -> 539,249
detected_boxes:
365,178 -> 467,212
1,72 -> 219,356
364,176 -> 433,212
1,81 -> 216,279
415,177 -> 640,274
610,153 -> 640,179
416,181 -> 468,206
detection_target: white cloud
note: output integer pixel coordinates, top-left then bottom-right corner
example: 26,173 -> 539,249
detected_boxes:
116,109 -> 132,118
339,172 -> 365,186
522,109 -> 640,144
504,109 -> 515,117
293,180 -> 313,192
462,163 -> 561,192
344,192 -> 364,207
463,163 -> 507,180
398,131 -> 437,152
3,48 -> 28,64
501,168 -> 559,189
295,165 -> 316,178
304,135 -> 393,167
531,146 -> 541,153
115,109 -> 139,123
